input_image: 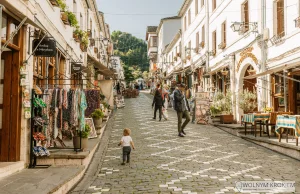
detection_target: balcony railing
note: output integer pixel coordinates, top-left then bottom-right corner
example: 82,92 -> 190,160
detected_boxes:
270,31 -> 285,45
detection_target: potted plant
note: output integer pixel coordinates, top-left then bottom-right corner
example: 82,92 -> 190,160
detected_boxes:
94,47 -> 98,53
263,106 -> 273,113
187,55 -> 191,60
210,92 -> 234,124
73,124 -> 91,150
90,39 -> 96,47
91,109 -> 104,134
176,53 -> 181,57
57,0 -> 69,25
238,88 -> 257,113
80,31 -> 89,52
67,12 -> 78,27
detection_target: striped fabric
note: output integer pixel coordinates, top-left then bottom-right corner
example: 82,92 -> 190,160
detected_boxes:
242,113 -> 270,124
275,115 -> 300,138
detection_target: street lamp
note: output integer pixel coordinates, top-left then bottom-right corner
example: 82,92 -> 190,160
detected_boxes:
230,22 -> 241,32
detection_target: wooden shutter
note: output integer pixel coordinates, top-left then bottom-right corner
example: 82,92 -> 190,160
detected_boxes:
212,31 -> 216,51
188,9 -> 191,25
277,0 -> 285,35
195,0 -> 198,15
202,25 -> 205,46
222,21 -> 226,44
196,32 -> 199,48
184,16 -> 187,31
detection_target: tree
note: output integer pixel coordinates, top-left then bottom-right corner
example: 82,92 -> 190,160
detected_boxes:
111,31 -> 149,83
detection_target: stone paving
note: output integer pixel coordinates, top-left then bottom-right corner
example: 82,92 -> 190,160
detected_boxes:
72,93 -> 300,194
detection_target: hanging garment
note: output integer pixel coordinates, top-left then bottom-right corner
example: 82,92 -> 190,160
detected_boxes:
84,90 -> 100,117
80,91 -> 87,131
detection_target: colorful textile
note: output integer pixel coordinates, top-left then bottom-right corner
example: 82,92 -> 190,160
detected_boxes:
275,115 -> 300,138
242,113 -> 270,124
84,90 -> 100,117
80,91 -> 87,131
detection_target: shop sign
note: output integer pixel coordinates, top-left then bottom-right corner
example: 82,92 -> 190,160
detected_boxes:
32,39 -> 56,57
195,92 -> 210,125
236,46 -> 258,72
71,63 -> 82,74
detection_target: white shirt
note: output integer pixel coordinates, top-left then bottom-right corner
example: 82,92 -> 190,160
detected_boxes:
121,136 -> 133,147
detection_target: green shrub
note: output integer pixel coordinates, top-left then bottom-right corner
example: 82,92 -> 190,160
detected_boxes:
67,12 -> 78,27
91,109 -> 104,119
80,124 -> 91,138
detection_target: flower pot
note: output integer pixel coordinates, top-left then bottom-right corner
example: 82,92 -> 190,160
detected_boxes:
61,12 -> 69,25
93,118 -> 103,135
87,30 -> 92,38
73,33 -> 80,42
220,115 -> 234,124
73,136 -> 88,150
80,43 -> 87,52
211,115 -> 221,123
94,47 -> 98,53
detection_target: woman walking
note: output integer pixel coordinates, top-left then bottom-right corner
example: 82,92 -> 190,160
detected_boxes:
162,85 -> 170,120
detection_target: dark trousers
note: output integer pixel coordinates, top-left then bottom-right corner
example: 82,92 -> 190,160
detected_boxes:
122,146 -> 131,162
177,110 -> 191,133
154,105 -> 162,119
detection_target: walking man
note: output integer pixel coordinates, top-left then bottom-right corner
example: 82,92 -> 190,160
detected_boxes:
174,83 -> 190,137
152,84 -> 164,121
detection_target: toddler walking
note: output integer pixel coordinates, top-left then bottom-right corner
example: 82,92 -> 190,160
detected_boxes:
118,128 -> 135,165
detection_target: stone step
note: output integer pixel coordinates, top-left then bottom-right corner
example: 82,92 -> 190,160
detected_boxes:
0,161 -> 24,179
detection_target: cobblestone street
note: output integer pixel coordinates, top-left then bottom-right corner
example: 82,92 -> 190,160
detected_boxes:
72,93 -> 300,194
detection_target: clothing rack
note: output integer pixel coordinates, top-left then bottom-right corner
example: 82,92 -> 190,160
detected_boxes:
29,89 -> 51,168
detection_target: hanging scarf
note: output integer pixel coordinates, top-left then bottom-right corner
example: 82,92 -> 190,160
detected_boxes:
80,91 -> 87,131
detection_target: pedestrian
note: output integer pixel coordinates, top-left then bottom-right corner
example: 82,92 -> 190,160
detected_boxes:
174,83 -> 191,137
162,84 -> 170,120
118,128 -> 135,165
152,84 -> 164,121
116,82 -> 121,94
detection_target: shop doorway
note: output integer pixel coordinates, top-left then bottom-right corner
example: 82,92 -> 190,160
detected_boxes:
243,65 -> 257,92
243,65 -> 258,112
0,50 -> 21,162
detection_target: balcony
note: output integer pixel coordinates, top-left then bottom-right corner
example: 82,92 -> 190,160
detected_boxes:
147,47 -> 158,56
270,31 -> 285,45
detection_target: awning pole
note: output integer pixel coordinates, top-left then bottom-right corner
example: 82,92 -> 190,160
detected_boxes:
283,70 -> 287,112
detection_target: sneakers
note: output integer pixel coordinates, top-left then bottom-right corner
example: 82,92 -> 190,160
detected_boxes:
121,162 -> 125,165
182,130 -> 186,135
178,133 -> 185,137
152,117 -> 156,120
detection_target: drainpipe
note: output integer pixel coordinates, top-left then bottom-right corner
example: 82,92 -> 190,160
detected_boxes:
205,0 -> 210,93
261,0 -> 267,109
283,70 -> 287,112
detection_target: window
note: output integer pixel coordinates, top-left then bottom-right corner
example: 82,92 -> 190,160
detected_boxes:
212,30 -> 216,53
172,52 -> 174,62
201,0 -> 204,7
152,37 -> 158,47
201,25 -> 205,47
73,0 -> 77,15
212,0 -> 216,11
221,21 -> 226,45
80,13 -> 83,29
241,0 -> 249,32
274,0 -> 285,36
184,16 -> 187,31
1,12 -> 7,40
196,32 -> 199,49
195,0 -> 199,15
188,9 -> 191,25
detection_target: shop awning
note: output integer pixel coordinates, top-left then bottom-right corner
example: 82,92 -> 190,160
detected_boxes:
87,54 -> 114,77
244,63 -> 300,79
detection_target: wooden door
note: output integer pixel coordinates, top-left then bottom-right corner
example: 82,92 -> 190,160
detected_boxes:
0,51 -> 21,162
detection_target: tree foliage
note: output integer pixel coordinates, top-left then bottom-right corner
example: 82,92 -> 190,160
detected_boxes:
111,31 -> 149,83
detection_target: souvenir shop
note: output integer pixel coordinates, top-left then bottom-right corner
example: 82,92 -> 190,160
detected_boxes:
28,40 -> 109,168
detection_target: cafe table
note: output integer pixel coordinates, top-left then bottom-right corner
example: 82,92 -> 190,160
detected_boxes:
242,113 -> 270,137
275,115 -> 300,146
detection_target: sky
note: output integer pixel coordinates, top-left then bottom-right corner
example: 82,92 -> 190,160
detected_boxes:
96,0 -> 184,40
